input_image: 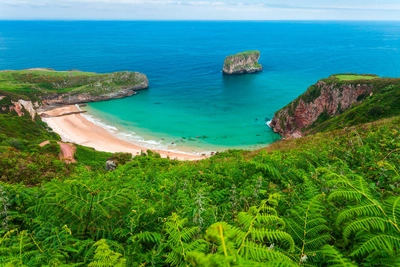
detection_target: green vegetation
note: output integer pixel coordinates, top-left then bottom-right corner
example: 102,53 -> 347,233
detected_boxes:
1,108 -> 400,265
277,74 -> 400,135
335,74 -> 379,81
0,69 -> 148,103
235,50 -> 260,56
223,50 -> 262,73
0,112 -> 58,140
1,73 -> 400,266
308,77 -> 400,134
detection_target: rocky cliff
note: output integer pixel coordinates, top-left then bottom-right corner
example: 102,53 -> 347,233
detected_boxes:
1,98 -> 39,120
270,79 -> 374,138
222,51 -> 263,74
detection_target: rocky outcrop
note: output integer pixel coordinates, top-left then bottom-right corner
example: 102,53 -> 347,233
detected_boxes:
1,70 -> 149,117
222,51 -> 263,74
270,80 -> 373,138
40,85 -> 145,106
40,72 -> 148,108
9,100 -> 37,120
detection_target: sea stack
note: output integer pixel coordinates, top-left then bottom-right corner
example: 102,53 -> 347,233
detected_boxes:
222,50 -> 263,74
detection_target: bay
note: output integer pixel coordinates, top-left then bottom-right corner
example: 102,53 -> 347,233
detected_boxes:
1,21 -> 399,153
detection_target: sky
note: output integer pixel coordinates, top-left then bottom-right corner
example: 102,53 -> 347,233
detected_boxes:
0,0 -> 400,20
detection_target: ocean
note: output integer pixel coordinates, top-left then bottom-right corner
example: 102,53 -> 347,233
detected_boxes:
1,21 -> 400,154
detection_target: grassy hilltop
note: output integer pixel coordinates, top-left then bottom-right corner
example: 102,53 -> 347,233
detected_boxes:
0,72 -> 400,266
0,69 -> 148,105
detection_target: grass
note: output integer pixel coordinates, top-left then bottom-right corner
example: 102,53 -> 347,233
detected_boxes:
236,50 -> 260,56
334,74 -> 378,81
74,145 -> 113,171
0,69 -> 148,102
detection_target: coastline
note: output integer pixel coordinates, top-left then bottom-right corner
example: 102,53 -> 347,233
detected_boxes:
40,105 -> 208,161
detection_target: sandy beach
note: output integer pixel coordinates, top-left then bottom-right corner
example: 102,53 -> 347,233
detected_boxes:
40,105 -> 207,161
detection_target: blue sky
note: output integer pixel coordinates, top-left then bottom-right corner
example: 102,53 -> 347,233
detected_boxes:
0,0 -> 399,20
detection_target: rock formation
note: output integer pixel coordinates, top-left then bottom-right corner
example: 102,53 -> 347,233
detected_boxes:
39,72 -> 148,108
222,51 -> 263,74
0,70 -> 149,118
7,100 -> 38,120
270,80 -> 373,138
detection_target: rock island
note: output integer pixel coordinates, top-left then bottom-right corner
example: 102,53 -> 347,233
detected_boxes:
222,50 -> 263,74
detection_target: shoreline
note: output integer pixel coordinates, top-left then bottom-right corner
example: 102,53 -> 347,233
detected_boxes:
40,105 -> 208,161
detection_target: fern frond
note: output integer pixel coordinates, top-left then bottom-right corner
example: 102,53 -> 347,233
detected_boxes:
384,196 -> 400,226
249,229 -> 294,251
320,245 -> 357,267
342,217 -> 388,243
88,239 -> 126,267
363,250 -> 400,267
30,179 -> 130,238
250,162 -> 283,181
237,212 -> 285,230
285,194 -> 331,265
335,202 -> 383,227
350,234 -> 400,258
164,213 -> 206,267
328,190 -> 363,202
131,231 -> 161,244
240,240 -> 295,263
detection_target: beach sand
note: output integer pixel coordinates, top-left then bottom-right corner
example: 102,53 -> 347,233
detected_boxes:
40,105 -> 207,161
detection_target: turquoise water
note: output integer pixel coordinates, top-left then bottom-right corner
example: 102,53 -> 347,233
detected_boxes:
1,21 -> 400,153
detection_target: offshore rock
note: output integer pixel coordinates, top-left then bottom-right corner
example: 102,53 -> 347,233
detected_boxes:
222,51 -> 263,74
270,80 -> 373,138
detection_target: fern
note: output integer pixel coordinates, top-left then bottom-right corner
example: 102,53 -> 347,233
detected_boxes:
88,239 -> 126,267
324,169 -> 400,265
186,196 -> 297,266
285,194 -> 331,265
164,213 -> 207,267
0,229 -> 43,267
320,245 -> 357,267
30,179 -> 130,239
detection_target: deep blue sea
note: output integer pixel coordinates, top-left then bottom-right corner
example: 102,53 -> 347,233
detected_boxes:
1,21 -> 400,154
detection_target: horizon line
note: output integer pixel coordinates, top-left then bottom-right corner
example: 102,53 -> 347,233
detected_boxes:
1,19 -> 400,22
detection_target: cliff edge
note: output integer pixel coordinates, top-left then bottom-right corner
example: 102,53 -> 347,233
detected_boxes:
222,51 -> 263,74
269,74 -> 400,138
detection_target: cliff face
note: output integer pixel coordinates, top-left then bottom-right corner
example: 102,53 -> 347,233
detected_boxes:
222,51 -> 263,74
1,99 -> 38,120
270,80 -> 373,138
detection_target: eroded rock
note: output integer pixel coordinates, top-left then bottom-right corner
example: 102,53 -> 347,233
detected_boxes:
222,51 -> 263,74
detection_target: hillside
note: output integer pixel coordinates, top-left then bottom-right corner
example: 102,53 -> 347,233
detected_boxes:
270,74 -> 400,138
0,69 -> 148,109
0,73 -> 400,266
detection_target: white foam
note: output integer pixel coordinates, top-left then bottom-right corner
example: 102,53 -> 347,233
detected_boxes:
78,108 -> 212,155
82,113 -> 119,133
75,105 -> 221,156
266,120 -> 272,128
